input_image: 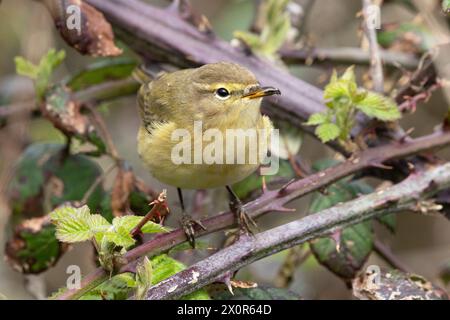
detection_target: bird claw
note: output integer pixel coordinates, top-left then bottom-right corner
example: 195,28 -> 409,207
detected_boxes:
180,213 -> 206,248
230,200 -> 257,235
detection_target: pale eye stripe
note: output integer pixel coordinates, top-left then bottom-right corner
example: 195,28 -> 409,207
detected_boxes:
193,82 -> 257,93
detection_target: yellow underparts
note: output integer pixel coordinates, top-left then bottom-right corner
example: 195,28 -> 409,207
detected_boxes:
137,116 -> 273,189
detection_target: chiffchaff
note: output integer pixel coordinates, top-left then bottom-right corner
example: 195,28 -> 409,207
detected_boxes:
137,62 -> 280,246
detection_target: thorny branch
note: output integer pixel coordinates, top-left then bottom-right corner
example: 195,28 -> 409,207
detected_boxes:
280,47 -> 419,69
55,130 -> 450,299
145,162 -> 450,299
6,0 -> 448,300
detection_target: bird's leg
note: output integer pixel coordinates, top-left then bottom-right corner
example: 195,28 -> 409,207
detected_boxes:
226,185 -> 257,235
177,188 -> 206,248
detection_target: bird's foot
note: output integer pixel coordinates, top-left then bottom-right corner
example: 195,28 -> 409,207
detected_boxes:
229,199 -> 257,236
180,213 -> 206,248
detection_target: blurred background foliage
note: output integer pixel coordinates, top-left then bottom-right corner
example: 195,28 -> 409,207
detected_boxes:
0,0 -> 449,299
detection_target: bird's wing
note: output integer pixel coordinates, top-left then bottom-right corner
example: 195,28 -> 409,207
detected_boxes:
137,80 -> 170,133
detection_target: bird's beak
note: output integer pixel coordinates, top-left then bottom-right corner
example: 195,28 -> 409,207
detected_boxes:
242,86 -> 281,99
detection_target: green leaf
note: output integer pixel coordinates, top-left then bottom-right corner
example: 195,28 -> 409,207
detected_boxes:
233,31 -> 263,50
112,215 -> 168,234
135,257 -> 153,300
305,112 -> 328,126
50,205 -> 100,243
323,67 -> 358,106
341,65 -> 356,83
43,149 -> 104,210
67,57 -> 137,91
233,0 -> 290,58
104,225 -> 135,248
14,57 -> 38,79
4,216 -> 67,273
355,92 -> 401,121
8,143 -> 61,218
15,49 -> 65,99
309,180 -> 374,279
79,273 -> 136,300
151,254 -> 210,300
315,123 -> 340,143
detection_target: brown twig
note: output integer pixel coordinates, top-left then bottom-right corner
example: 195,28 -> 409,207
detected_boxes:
361,0 -> 384,93
130,190 -> 168,237
280,46 -> 419,69
144,162 -> 450,299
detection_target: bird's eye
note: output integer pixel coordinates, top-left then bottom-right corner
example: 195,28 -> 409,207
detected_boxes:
215,88 -> 230,100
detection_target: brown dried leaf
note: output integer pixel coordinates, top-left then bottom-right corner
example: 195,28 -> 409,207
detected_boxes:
41,0 -> 122,57
41,85 -> 92,136
5,216 -> 69,274
111,166 -> 135,217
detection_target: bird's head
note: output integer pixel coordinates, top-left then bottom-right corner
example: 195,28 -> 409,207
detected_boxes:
138,62 -> 280,128
188,62 -> 280,123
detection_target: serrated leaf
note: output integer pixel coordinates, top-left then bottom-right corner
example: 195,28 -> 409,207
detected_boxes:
50,205 -> 94,243
356,92 -> 401,121
305,112 -> 328,126
112,215 -> 168,234
315,123 -> 340,143
104,225 -> 135,248
323,81 -> 352,107
15,49 -> 65,99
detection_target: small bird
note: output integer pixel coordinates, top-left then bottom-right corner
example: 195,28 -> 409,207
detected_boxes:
136,62 -> 280,246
